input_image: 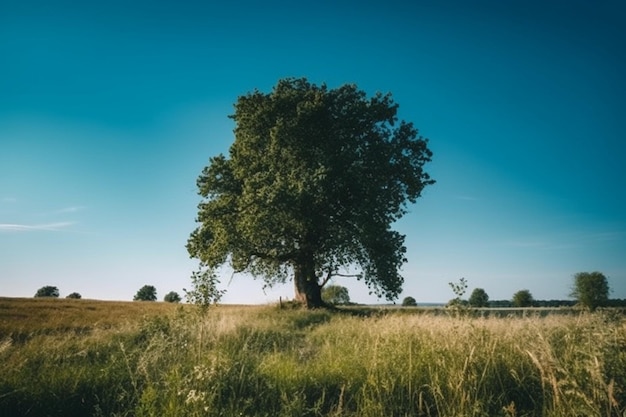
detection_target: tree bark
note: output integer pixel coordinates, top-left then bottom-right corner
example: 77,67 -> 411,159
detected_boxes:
293,252 -> 324,308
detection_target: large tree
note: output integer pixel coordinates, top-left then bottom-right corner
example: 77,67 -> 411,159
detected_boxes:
188,78 -> 434,308
571,271 -> 609,311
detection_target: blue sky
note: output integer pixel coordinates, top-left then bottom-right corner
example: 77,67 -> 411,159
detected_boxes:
1,0 -> 625,304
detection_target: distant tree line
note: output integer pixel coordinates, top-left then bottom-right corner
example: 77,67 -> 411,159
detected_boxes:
435,271 -> 622,311
34,271 -> 621,310
488,299 -> 626,308
34,286 -> 81,299
133,285 -> 182,303
488,299 -> 576,308
33,285 -> 182,303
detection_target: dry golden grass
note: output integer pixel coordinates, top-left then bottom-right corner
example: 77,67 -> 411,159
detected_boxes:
0,297 -> 182,337
1,298 -> 624,417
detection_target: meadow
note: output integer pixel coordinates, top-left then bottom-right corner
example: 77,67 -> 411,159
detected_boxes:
0,297 -> 624,417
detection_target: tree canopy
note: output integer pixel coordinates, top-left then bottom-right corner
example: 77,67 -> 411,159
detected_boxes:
35,286 -> 60,298
321,285 -> 351,305
134,285 -> 157,302
187,78 -> 434,308
571,271 -> 609,311
512,289 -> 534,307
402,296 -> 417,307
468,288 -> 489,307
164,291 -> 182,303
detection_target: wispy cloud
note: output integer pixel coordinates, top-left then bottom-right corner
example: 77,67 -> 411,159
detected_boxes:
56,206 -> 86,214
0,222 -> 75,232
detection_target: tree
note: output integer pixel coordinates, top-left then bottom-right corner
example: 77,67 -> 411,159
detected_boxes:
163,291 -> 182,303
66,292 -> 82,299
468,288 -> 489,307
570,271 -> 609,311
321,285 -> 350,305
134,285 -> 157,301
35,286 -> 59,298
187,78 -> 434,308
402,296 -> 417,307
446,278 -> 470,316
512,289 -> 534,307
447,277 -> 468,306
184,267 -> 225,313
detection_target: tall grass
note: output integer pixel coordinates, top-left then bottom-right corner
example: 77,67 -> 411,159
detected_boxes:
0,298 -> 624,416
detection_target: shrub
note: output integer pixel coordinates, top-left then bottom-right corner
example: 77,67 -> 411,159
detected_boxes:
184,266 -> 225,312
468,288 -> 489,307
163,291 -> 181,303
402,296 -> 417,307
134,285 -> 157,301
34,286 -> 59,298
512,289 -> 534,307
321,285 -> 350,305
66,292 -> 82,299
570,271 -> 609,311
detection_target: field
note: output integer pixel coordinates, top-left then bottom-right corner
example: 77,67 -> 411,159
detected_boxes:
0,298 -> 624,417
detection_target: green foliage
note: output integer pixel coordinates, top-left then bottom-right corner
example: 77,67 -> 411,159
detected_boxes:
187,77 -> 434,307
468,287 -> 489,307
66,292 -> 82,299
321,285 -> 350,305
512,289 -> 534,307
571,271 -> 610,311
134,285 -> 157,301
402,296 -> 417,307
447,278 -> 470,316
163,291 -> 181,303
34,285 -> 59,298
449,277 -> 468,299
184,266 -> 225,313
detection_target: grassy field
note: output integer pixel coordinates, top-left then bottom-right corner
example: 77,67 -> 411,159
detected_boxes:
0,297 -> 624,417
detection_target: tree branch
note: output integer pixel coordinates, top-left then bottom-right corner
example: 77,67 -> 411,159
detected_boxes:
319,268 -> 361,288
320,268 -> 333,288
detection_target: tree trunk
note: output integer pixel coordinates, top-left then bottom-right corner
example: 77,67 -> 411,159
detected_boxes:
293,253 -> 324,308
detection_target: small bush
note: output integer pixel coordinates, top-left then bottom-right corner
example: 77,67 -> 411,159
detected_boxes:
512,289 -> 534,307
402,296 -> 417,307
163,291 -> 181,303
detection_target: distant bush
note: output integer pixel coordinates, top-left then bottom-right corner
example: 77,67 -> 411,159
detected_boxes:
134,285 -> 157,301
66,292 -> 82,299
163,291 -> 181,303
402,296 -> 417,307
321,285 -> 350,305
34,286 -> 59,298
571,271 -> 610,311
468,288 -> 489,307
512,289 -> 534,307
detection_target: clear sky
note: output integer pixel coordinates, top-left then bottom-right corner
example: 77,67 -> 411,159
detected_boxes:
1,0 -> 625,304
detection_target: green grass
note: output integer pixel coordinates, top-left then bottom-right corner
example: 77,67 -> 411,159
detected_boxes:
0,297 -> 624,416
